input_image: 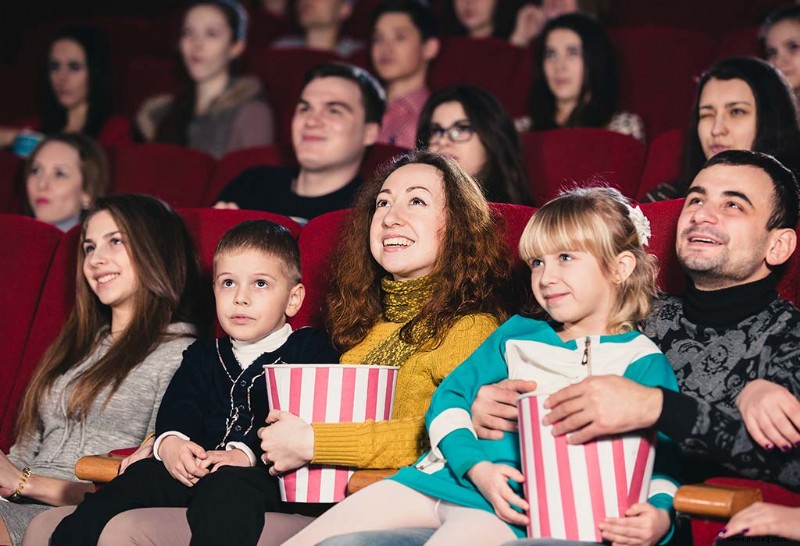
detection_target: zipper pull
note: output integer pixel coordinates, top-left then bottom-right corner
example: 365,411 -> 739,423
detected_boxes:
581,337 -> 592,375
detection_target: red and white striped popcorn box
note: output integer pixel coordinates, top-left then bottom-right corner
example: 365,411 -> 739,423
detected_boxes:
517,393 -> 656,541
264,364 -> 399,503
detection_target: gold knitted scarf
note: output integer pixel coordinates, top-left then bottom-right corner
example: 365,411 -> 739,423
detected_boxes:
363,276 -> 434,368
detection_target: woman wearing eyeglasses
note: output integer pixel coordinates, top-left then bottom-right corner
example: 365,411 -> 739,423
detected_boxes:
416,85 -> 533,205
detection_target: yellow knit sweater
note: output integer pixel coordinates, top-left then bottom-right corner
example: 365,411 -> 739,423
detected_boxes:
311,314 -> 498,469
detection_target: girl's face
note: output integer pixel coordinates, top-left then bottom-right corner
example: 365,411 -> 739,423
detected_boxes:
82,210 -> 140,328
370,163 -> 447,281
529,250 -> 621,338
180,4 -> 244,85
543,28 -> 584,106
454,0 -> 496,38
697,77 -> 757,160
428,101 -> 488,178
27,141 -> 89,226
764,19 -> 800,92
49,39 -> 89,111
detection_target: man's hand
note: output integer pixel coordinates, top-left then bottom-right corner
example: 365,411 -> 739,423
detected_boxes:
736,379 -> 800,450
258,410 -> 314,475
466,461 -> 529,526
599,503 -> 670,546
158,436 -> 209,487
197,449 -> 250,472
543,376 -> 662,444
471,379 -> 537,440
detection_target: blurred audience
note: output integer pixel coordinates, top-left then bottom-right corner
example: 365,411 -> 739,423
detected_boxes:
0,26 -> 132,151
416,85 -> 533,205
643,57 -> 800,202
760,4 -> 800,113
273,0 -> 364,56
519,13 -> 644,141
137,0 -> 274,158
509,0 -> 606,48
24,134 -> 109,232
441,0 -> 519,41
371,0 -> 440,149
214,62 -> 384,224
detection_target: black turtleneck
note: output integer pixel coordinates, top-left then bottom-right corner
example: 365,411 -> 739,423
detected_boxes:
681,273 -> 780,328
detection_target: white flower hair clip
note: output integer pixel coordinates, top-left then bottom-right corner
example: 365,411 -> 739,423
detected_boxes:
626,204 -> 651,246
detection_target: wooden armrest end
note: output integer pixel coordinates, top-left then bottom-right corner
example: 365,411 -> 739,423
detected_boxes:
674,483 -> 763,519
75,454 -> 123,484
347,469 -> 398,495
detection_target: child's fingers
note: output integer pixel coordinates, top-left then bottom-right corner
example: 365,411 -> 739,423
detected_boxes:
499,484 -> 529,513
492,495 -> 528,526
186,441 -> 207,459
623,502 -> 651,517
599,518 -> 648,543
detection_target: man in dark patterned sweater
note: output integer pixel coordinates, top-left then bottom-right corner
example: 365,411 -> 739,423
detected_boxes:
473,150 -> 800,491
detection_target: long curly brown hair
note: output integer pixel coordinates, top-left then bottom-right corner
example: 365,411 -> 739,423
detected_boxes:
325,150 -> 513,352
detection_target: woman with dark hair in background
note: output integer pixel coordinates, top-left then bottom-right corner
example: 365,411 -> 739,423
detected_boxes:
137,0 -> 274,158
643,57 -> 800,202
760,4 -> 800,111
0,195 -> 202,546
442,0 -> 519,40
520,13 -> 644,141
416,85 -> 533,205
0,26 -> 132,150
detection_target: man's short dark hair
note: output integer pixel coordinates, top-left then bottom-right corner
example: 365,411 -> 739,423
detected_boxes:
214,220 -> 301,283
370,0 -> 438,41
303,62 -> 386,124
702,149 -> 800,230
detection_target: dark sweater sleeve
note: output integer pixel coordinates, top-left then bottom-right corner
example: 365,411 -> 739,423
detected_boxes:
155,338 -> 214,441
216,167 -> 261,206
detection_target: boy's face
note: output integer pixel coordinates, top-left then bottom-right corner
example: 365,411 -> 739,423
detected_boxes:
213,249 -> 304,342
371,12 -> 437,84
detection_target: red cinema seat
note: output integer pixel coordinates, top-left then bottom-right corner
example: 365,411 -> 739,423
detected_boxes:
429,37 -> 533,118
0,217 -> 65,451
121,56 -> 183,117
178,208 -> 303,337
245,47 -> 344,144
109,144 -> 216,208
521,128 -> 646,205
716,27 -> 760,60
609,27 -> 715,138
0,66 -> 37,126
637,128 -> 686,200
0,151 -> 25,215
360,143 -> 407,183
639,199 -> 687,296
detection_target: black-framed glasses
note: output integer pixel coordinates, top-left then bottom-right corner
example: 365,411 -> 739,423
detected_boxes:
429,121 -> 476,143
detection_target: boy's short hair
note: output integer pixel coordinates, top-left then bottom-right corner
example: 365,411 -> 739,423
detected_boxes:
370,0 -> 438,41
214,220 -> 301,284
303,62 -> 386,124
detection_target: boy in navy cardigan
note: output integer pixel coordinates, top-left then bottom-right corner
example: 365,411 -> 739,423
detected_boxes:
53,220 -> 339,546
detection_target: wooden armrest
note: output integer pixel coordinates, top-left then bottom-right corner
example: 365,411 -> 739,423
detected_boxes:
74,454 -> 123,484
347,469 -> 398,495
674,483 -> 763,519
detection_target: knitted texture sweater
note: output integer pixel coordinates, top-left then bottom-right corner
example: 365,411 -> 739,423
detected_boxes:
311,314 -> 498,469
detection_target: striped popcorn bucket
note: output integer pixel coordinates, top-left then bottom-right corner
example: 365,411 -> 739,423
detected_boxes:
517,393 -> 656,541
264,364 -> 399,502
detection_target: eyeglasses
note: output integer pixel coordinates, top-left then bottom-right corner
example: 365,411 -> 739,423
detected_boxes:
429,121 -> 476,143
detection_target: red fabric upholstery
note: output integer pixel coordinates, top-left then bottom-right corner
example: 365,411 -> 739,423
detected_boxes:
295,209 -> 350,328
0,66 -> 37,125
609,27 -> 715,138
777,222 -> 800,306
0,151 -> 25,214
206,144 -> 296,206
0,218 -> 65,451
639,199 -> 687,296
429,37 -> 534,118
716,27 -> 760,60
360,143 -> 407,183
109,144 -> 216,208
177,208 -> 303,337
120,56 -> 183,116
245,47 -> 344,144
521,128 -> 646,205
637,128 -> 686,200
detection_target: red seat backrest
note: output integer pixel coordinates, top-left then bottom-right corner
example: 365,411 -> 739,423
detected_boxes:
0,151 -> 25,215
429,37 -> 534,118
121,56 -> 183,117
177,208 -> 303,337
637,128 -> 686,200
109,144 -> 216,208
639,199 -> 687,296
609,27 -> 715,138
522,128 -> 646,205
0,218 -> 66,451
716,27 -> 760,60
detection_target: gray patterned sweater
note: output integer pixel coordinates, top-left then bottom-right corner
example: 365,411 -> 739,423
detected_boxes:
7,323 -> 195,482
643,277 -> 800,490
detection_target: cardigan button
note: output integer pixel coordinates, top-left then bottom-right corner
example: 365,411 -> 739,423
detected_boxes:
237,404 -> 245,411
235,425 -> 242,431
239,380 -> 247,387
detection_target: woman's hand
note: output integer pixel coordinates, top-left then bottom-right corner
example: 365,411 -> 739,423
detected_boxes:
466,461 -> 529,525
197,449 -> 250,472
158,436 -> 209,487
509,4 -> 547,48
258,410 -> 314,475
719,502 -> 800,541
599,503 -> 670,546
0,451 -> 22,497
736,379 -> 800,450
118,436 -> 155,475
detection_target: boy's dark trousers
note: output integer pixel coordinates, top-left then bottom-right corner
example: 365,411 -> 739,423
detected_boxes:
51,457 -> 281,546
